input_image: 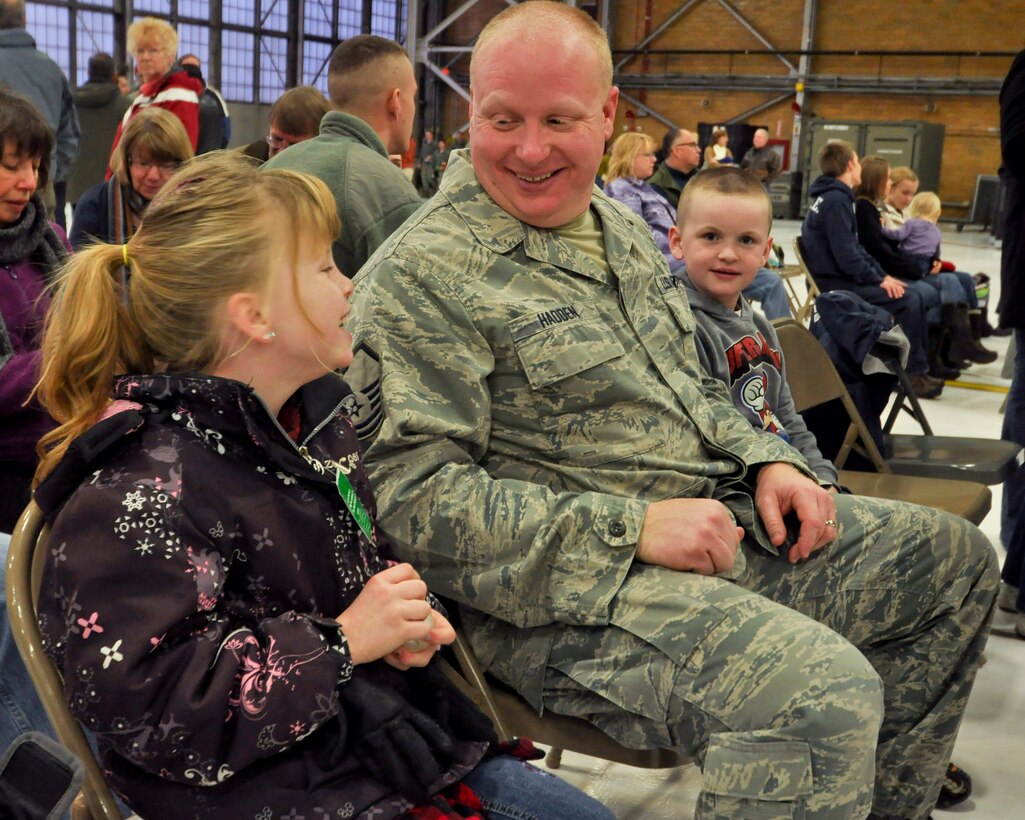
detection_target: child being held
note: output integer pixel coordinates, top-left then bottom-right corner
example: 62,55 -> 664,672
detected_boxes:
880,191 -> 943,277
669,166 -> 840,490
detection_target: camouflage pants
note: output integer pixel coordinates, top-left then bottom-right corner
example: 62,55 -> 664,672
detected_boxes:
501,495 -> 997,819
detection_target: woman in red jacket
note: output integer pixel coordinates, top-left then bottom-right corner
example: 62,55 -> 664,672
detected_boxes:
108,17 -> 201,168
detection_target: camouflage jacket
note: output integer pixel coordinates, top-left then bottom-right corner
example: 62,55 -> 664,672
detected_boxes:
349,151 -> 810,705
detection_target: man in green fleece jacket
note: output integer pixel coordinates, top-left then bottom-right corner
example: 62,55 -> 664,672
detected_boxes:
265,34 -> 422,277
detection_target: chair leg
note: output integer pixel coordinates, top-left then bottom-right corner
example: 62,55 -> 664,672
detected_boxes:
545,746 -> 564,769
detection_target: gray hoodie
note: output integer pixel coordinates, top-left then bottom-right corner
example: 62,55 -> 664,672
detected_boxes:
682,273 -> 839,485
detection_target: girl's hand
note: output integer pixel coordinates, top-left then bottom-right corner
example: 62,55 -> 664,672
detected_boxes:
384,610 -> 456,670
336,563 -> 434,664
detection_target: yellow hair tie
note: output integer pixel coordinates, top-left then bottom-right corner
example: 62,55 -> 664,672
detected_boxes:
122,244 -> 130,266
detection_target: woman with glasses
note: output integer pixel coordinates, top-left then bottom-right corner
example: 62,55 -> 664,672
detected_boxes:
603,131 -> 678,264
71,107 -> 194,249
108,16 -> 202,162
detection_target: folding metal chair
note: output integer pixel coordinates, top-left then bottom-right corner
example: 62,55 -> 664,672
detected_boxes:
6,501 -> 123,819
779,236 -> 822,324
780,245 -> 1020,487
442,631 -> 688,770
773,320 -> 992,524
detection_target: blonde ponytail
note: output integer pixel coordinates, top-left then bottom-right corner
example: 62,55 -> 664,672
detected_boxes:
34,151 -> 340,483
35,243 -> 151,479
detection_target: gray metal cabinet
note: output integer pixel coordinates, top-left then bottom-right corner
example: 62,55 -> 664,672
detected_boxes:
799,119 -> 945,214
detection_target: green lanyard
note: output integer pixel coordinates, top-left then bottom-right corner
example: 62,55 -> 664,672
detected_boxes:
336,469 -> 375,545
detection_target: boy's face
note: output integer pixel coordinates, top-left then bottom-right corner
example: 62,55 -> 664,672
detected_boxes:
669,192 -> 773,310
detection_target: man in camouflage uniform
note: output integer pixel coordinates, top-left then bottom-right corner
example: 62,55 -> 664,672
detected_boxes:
347,4 -> 997,819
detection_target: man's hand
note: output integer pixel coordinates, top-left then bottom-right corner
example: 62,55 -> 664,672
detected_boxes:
755,463 -> 838,563
880,275 -> 906,298
929,259 -> 943,275
636,498 -> 745,575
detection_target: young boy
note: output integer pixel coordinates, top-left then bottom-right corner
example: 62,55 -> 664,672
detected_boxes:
669,166 -> 840,487
670,165 -> 977,810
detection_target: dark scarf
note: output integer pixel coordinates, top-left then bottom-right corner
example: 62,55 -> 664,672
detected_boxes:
0,193 -> 67,276
106,177 -> 149,244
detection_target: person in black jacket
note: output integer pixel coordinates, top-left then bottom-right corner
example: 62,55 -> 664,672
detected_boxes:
68,52 -> 131,210
853,156 -> 994,380
32,152 -> 613,820
800,140 -> 941,398
997,49 -> 1025,636
180,54 -> 231,154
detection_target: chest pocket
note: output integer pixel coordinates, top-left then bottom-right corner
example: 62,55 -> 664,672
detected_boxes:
509,306 -> 665,466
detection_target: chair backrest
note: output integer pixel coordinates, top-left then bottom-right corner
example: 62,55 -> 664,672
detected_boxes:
780,236 -> 822,324
6,501 -> 123,819
772,319 -> 890,472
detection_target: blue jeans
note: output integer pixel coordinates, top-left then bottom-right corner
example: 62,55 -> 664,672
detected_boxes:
0,532 -> 57,754
950,270 -> 979,309
904,279 -> 942,323
917,271 -> 968,308
742,267 -> 792,320
461,755 -> 614,820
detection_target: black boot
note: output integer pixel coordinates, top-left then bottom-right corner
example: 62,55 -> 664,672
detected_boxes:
910,372 -> 943,399
981,305 -> 1013,337
945,304 -> 996,365
967,310 -> 999,363
940,326 -> 969,371
928,324 -> 961,380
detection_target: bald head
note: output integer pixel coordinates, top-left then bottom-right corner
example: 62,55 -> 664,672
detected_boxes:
753,128 -> 769,148
470,1 -> 612,93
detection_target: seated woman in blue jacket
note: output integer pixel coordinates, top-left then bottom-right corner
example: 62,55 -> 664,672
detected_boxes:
32,153 -> 612,820
70,106 -> 194,249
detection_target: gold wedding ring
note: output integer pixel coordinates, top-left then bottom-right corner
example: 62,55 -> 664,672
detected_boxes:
824,519 -> 838,529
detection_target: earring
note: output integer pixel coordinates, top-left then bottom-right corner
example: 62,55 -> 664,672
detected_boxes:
263,330 -> 276,340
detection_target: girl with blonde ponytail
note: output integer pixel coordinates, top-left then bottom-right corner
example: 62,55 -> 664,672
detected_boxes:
32,151 -> 608,820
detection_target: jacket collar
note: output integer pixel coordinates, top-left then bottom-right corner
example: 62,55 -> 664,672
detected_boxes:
680,269 -> 751,319
318,111 -> 389,158
36,373 -> 354,517
807,175 -> 854,201
0,28 -> 34,48
441,150 -> 640,279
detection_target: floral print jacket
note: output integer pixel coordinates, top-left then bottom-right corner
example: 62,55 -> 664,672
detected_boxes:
35,373 -> 486,819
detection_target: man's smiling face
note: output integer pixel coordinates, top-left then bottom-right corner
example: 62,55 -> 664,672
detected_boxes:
468,28 -> 617,228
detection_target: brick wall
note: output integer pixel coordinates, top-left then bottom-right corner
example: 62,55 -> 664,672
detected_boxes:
427,0 -> 1022,207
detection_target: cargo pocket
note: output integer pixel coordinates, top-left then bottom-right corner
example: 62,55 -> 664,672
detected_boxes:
701,734 -> 813,819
